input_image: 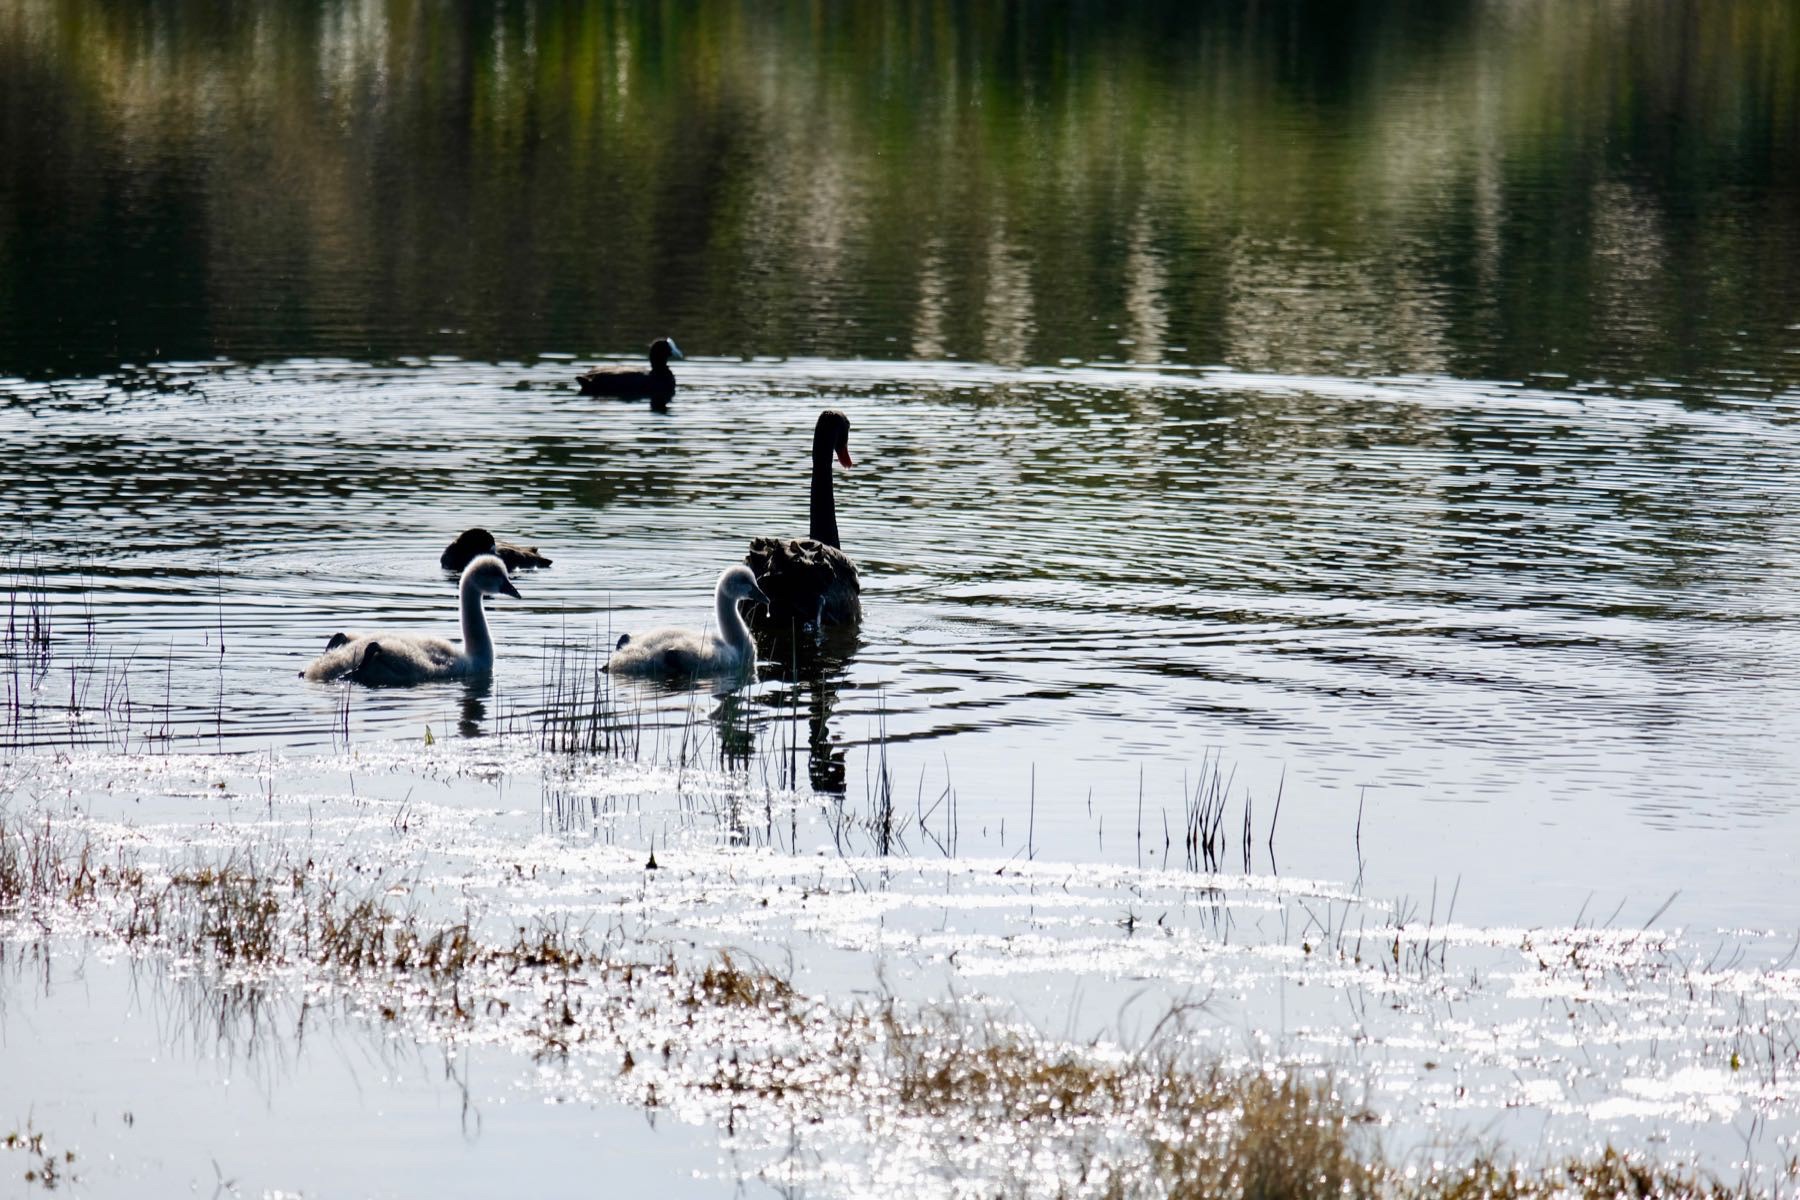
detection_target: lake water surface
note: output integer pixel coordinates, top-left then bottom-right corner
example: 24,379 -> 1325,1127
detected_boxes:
3,1 -> 1799,1193
7,353 -> 1799,927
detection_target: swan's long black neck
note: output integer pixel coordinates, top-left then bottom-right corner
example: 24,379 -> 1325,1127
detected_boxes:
809,437 -> 840,549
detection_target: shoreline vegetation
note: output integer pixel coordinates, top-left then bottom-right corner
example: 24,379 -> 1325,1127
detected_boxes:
6,565 -> 1800,1194
1,813 -> 1789,1198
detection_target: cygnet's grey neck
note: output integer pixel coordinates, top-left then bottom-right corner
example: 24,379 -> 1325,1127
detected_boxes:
715,585 -> 754,659
460,576 -> 495,667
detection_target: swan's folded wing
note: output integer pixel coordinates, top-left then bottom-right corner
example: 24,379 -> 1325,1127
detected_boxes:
746,537 -> 859,626
576,366 -> 643,395
607,628 -> 709,676
302,634 -> 375,681
494,539 -> 553,570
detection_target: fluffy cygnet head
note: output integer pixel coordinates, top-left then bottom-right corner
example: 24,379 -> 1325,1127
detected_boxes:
462,554 -> 522,599
720,563 -> 770,608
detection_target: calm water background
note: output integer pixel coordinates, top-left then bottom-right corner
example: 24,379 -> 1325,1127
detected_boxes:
3,0 -> 1800,927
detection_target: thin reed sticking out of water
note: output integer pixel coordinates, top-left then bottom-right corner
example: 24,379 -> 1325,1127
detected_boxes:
538,633 -> 643,759
1,566 -> 225,753
864,692 -> 899,856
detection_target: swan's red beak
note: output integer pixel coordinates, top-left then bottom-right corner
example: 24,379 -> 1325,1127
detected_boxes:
837,445 -> 854,468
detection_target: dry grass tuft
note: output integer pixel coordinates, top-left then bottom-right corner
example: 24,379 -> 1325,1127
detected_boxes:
1412,1147 -> 1742,1200
171,865 -> 283,965
887,1009 -> 1129,1122
0,813 -> 1786,1199
1147,1068 -> 1379,1200
0,817 -> 96,916
690,951 -> 795,1012
885,1008 -> 1380,1200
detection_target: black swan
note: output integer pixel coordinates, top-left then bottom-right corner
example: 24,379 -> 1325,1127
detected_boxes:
745,409 -> 861,628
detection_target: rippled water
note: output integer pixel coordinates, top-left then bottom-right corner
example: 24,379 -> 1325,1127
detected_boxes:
4,3 -> 1800,1187
5,356 -> 1799,928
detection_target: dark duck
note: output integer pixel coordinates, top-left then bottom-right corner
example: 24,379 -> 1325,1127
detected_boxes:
745,409 -> 862,628
575,337 -> 682,403
440,528 -> 553,573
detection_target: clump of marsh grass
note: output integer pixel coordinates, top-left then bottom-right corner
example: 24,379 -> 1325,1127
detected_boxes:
885,1007 -> 1135,1123
1153,1070 -> 1376,1200
1408,1149 -> 1747,1200
690,950 -> 796,1012
0,813 -> 1788,1200
878,1012 -> 1761,1200
2,1123 -> 76,1192
0,562 -> 153,754
169,862 -> 287,965
0,816 -> 100,920
883,1006 -> 1380,1200
539,633 -> 641,758
2,558 -> 55,667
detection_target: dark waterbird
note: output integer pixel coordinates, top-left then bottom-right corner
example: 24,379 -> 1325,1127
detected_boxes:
575,337 -> 682,403
440,528 -> 552,573
746,409 -> 861,628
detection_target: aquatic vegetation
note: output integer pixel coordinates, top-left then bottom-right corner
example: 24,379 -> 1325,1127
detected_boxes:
1,1124 -> 76,1192
1,560 -> 143,753
0,815 -> 100,917
1,803 -> 1794,1198
879,1009 -> 1383,1198
538,631 -> 640,757
1408,1151 -> 1742,1200
1,570 -> 189,755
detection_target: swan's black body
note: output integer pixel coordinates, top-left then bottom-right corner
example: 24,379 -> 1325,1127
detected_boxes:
440,528 -> 552,573
745,537 -> 860,627
746,410 -> 861,628
575,337 -> 681,403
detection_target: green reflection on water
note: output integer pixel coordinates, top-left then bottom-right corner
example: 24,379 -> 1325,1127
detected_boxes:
0,0 -> 1795,387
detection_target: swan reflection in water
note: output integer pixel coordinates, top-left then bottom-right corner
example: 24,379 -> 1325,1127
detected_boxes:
750,621 -> 860,795
613,618 -> 859,795
457,675 -> 493,739
534,621 -> 859,846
